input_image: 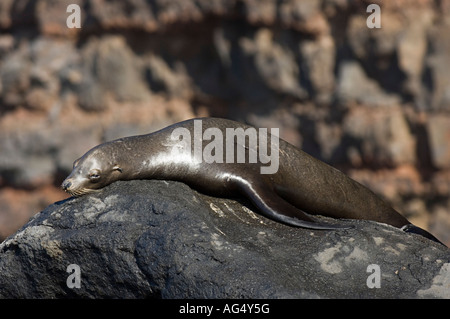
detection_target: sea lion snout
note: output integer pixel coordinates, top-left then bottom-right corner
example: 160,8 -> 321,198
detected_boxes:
61,176 -> 98,197
61,179 -> 72,191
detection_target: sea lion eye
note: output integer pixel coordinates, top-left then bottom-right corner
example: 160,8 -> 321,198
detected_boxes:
88,169 -> 101,182
113,165 -> 122,173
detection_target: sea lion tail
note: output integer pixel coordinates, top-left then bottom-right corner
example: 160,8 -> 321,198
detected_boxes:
401,224 -> 446,247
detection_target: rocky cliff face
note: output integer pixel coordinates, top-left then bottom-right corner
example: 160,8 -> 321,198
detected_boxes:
0,180 -> 448,298
0,0 -> 449,245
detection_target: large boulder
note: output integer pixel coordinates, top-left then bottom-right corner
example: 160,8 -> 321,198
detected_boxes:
0,179 -> 448,298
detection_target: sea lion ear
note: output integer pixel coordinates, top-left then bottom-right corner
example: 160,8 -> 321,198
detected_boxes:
113,165 -> 123,173
73,158 -> 80,169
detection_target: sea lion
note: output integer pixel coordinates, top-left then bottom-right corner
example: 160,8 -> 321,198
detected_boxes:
62,118 -> 444,244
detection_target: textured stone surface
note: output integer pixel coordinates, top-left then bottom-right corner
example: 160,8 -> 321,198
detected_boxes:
0,180 -> 448,298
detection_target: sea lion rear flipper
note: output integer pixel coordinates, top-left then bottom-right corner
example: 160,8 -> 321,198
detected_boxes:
237,180 -> 349,230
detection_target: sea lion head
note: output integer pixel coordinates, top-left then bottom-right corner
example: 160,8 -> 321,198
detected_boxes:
61,147 -> 123,197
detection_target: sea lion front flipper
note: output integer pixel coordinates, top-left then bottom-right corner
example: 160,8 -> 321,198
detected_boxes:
236,178 -> 349,230
401,224 -> 446,246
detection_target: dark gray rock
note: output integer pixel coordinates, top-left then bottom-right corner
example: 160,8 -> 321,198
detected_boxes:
0,179 -> 449,298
